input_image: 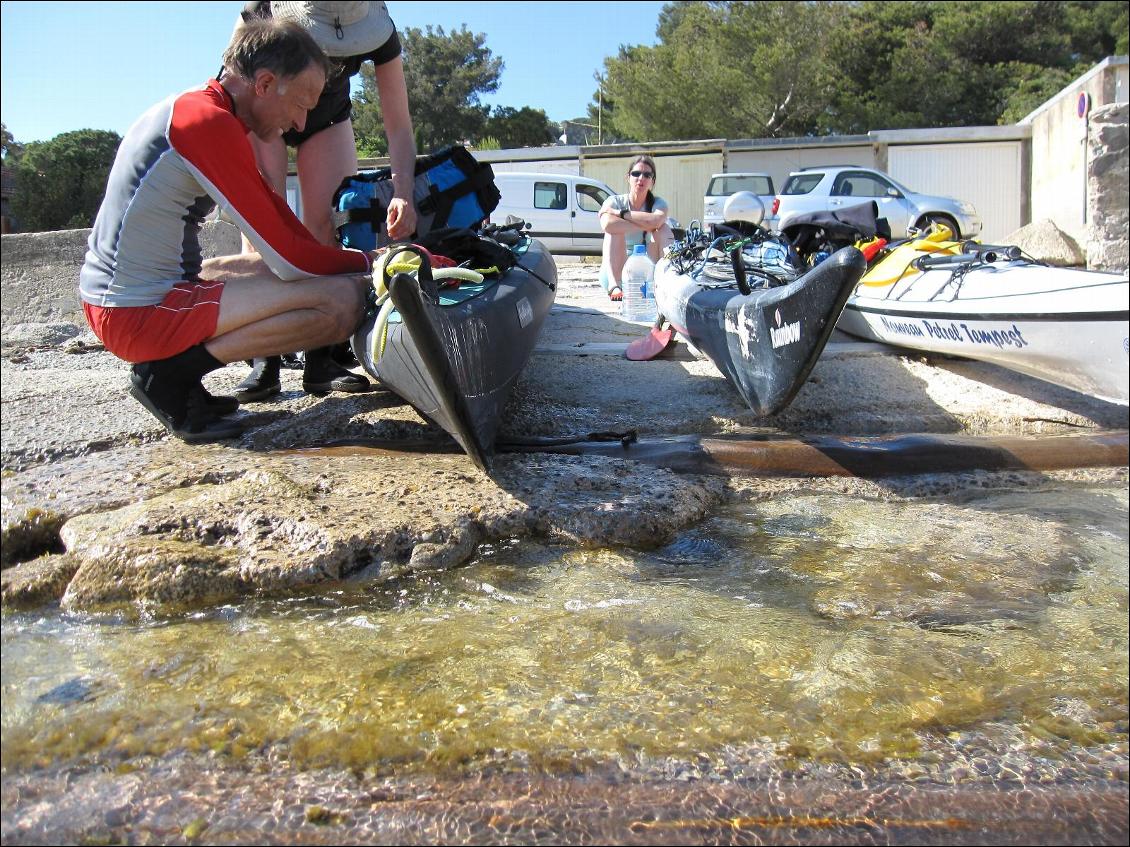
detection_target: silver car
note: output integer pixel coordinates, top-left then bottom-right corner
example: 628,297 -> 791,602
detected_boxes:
703,172 -> 776,228
768,166 -> 982,239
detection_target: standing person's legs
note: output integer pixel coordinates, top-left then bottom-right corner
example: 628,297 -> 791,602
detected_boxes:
292,120 -> 371,393
294,120 -> 359,246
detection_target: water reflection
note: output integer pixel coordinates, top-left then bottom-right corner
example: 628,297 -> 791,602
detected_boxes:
3,477 -> 1127,792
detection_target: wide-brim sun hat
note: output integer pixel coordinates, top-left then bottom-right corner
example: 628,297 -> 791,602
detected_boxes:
270,1 -> 394,57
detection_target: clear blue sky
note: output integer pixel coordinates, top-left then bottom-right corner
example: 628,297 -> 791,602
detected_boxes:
1,0 -> 666,144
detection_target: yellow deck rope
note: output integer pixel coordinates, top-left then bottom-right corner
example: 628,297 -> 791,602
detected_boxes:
365,247 -> 486,365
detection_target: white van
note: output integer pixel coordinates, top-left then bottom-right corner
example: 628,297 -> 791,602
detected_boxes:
489,172 -> 616,255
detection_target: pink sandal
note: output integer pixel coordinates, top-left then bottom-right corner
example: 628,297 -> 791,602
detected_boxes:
608,285 -> 623,302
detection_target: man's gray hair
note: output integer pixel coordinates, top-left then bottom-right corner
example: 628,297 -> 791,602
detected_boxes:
222,17 -> 330,84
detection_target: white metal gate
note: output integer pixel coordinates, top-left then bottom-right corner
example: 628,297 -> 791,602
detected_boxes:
889,142 -> 1024,242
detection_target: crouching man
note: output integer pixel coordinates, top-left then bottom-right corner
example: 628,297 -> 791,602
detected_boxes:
79,17 -> 378,442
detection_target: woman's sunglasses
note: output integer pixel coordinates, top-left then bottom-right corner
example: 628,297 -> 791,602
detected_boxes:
629,170 -> 654,179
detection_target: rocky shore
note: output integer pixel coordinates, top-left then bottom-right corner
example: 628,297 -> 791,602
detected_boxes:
2,258 -> 1127,612
2,254 -> 1128,847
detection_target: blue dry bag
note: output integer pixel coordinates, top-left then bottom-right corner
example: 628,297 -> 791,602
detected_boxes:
332,145 -> 501,250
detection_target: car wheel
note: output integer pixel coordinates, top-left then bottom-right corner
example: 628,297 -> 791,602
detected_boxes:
919,214 -> 959,239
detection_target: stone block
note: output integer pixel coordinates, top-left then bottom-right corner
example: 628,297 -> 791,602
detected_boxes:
1003,219 -> 1085,267
1086,102 -> 1129,273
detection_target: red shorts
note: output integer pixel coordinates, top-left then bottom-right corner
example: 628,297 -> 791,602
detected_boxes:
83,280 -> 224,363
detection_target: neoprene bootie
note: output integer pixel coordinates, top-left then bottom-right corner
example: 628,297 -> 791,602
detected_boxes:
233,356 -> 282,403
302,346 -> 371,394
129,344 -> 245,443
195,384 -> 240,415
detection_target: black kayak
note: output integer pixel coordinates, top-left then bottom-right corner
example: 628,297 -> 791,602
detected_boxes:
652,245 -> 867,416
351,235 -> 556,470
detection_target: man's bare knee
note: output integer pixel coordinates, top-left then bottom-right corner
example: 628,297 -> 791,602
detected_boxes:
322,277 -> 367,338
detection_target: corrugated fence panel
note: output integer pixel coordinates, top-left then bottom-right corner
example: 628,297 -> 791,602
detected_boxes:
889,142 -> 1023,242
583,152 -> 723,230
488,160 -> 581,175
790,145 -> 875,175
656,153 -> 724,227
581,155 -> 637,200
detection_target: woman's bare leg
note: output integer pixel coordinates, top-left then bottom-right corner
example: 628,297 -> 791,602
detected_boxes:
242,134 -> 289,253
294,120 -> 359,245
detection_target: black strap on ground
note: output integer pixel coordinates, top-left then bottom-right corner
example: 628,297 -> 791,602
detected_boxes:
496,430 -> 1129,478
497,430 -> 638,449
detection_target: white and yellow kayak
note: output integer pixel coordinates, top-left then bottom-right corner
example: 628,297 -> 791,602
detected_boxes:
838,230 -> 1129,405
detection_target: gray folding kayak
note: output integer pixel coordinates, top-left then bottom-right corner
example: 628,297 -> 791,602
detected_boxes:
351,235 -> 557,471
653,240 -> 867,416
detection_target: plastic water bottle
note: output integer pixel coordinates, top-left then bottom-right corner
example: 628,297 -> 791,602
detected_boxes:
622,244 -> 657,323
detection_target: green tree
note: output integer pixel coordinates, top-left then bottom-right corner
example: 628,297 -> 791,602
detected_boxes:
1064,0 -> 1130,57
353,25 -> 503,154
823,0 -> 1125,132
10,129 -> 121,232
483,106 -> 556,148
602,1 -> 845,141
597,0 -> 1127,140
2,122 -> 24,161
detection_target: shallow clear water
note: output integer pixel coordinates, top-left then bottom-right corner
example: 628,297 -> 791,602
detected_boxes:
3,478 -> 1127,789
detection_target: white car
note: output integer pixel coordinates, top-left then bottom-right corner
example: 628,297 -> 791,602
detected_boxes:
703,172 -> 775,228
768,166 -> 982,239
489,172 -> 615,255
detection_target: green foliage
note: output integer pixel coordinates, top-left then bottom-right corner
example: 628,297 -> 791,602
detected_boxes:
603,1 -> 846,141
476,135 -> 502,151
822,0 -> 1086,131
10,129 -> 121,232
1064,0 -> 1130,57
351,85 -> 389,158
2,122 -> 24,161
998,65 -> 1077,125
483,106 -> 556,148
601,0 -> 1128,140
353,25 -> 503,154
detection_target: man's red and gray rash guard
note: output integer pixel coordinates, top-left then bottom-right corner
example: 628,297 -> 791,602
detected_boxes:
79,80 -> 370,308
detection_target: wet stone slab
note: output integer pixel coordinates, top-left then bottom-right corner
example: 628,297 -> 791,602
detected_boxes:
2,755 -> 1126,846
3,440 -> 725,611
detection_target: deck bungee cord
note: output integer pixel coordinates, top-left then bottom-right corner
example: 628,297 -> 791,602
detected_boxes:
366,244 -> 488,365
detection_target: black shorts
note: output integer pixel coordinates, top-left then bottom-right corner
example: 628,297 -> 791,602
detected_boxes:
282,90 -> 352,147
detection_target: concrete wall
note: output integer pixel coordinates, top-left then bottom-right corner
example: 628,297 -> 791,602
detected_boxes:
1022,56 -> 1128,243
0,221 -> 241,328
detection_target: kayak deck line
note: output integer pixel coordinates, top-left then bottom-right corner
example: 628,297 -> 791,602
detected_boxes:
533,339 -> 901,359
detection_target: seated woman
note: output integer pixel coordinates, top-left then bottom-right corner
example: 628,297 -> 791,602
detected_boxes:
598,155 -> 673,300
